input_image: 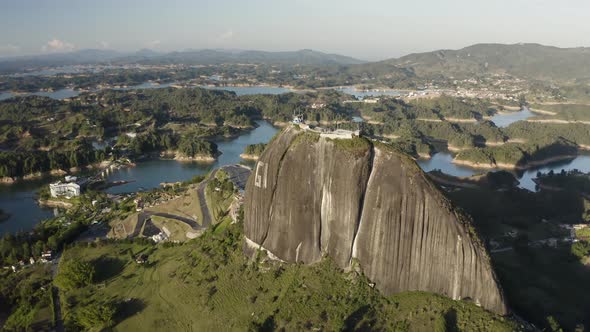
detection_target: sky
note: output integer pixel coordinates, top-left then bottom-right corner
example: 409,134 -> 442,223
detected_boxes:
1,0 -> 590,61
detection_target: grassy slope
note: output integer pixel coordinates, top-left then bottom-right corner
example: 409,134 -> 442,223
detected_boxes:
57,223 -> 516,331
0,265 -> 53,331
530,103 -> 590,121
148,187 -> 204,225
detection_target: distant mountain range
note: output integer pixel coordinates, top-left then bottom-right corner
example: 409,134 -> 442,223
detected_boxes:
115,49 -> 365,66
376,43 -> 590,82
3,43 -> 590,84
0,49 -> 364,73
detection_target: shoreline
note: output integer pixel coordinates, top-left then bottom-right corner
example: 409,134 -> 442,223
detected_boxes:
0,159 -> 134,186
453,154 -> 578,170
239,153 -> 260,161
159,150 -> 218,162
38,199 -> 74,209
526,118 -> 590,125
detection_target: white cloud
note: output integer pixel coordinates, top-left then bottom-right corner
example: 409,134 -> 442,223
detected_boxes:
147,40 -> 161,48
99,41 -> 110,49
0,44 -> 20,55
41,39 -> 75,53
219,29 -> 234,40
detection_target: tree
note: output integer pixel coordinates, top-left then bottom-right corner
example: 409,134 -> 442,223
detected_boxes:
547,316 -> 563,332
3,303 -> 36,331
54,260 -> 95,290
75,301 -> 116,331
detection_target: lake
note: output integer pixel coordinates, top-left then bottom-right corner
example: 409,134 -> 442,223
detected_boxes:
0,121 -> 279,234
104,120 -> 278,194
417,152 -> 590,191
0,178 -> 58,235
0,88 -> 80,101
199,85 -> 292,96
489,107 -> 534,128
0,84 -> 293,102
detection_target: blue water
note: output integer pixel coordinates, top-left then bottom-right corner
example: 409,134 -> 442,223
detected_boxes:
489,107 -> 534,128
104,121 -> 278,194
417,152 -> 590,191
200,85 -> 292,96
0,179 -> 57,235
0,88 -> 80,101
417,152 -> 481,178
0,84 -> 293,102
0,121 -> 278,234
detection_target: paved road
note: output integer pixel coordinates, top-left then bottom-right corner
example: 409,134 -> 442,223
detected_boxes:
221,165 -> 252,191
133,211 -> 203,237
197,169 -> 218,227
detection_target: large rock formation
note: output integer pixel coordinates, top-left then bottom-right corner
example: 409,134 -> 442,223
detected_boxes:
243,126 -> 507,315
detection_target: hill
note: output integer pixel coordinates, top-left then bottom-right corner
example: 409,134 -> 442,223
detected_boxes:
51,222 -> 516,331
118,48 -> 365,66
0,48 -> 364,74
377,43 -> 590,82
0,49 -> 123,73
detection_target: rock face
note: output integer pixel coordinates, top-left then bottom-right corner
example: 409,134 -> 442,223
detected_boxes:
244,126 -> 507,315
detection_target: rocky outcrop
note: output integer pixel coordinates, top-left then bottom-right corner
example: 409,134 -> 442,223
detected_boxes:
244,126 -> 507,314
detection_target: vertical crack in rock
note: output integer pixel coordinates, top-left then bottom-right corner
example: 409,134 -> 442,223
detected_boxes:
260,132 -> 298,247
453,234 -> 463,300
350,143 -> 375,264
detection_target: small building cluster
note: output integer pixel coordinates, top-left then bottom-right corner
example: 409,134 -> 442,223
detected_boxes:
49,176 -> 82,198
151,231 -> 168,243
292,114 -> 360,140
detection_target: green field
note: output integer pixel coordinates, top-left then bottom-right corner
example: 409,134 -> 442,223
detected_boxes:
56,223 -> 516,331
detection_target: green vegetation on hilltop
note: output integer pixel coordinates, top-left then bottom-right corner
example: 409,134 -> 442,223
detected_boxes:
410,96 -> 496,120
242,143 -> 267,157
331,136 -> 371,157
176,134 -> 218,158
53,222 -> 516,331
455,139 -> 578,167
505,121 -> 590,146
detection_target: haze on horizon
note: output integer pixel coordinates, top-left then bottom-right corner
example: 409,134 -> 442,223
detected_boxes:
1,0 -> 590,61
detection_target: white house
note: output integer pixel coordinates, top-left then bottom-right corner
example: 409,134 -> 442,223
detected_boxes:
49,182 -> 81,198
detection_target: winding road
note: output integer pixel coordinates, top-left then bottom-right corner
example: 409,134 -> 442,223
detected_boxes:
197,169 -> 218,227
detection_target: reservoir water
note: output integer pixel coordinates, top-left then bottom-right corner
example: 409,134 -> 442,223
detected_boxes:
104,120 -> 278,194
0,86 -> 586,234
416,152 -> 590,191
0,88 -> 80,101
0,121 -> 278,234
0,84 -> 293,102
200,85 -> 292,96
489,107 -> 534,128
